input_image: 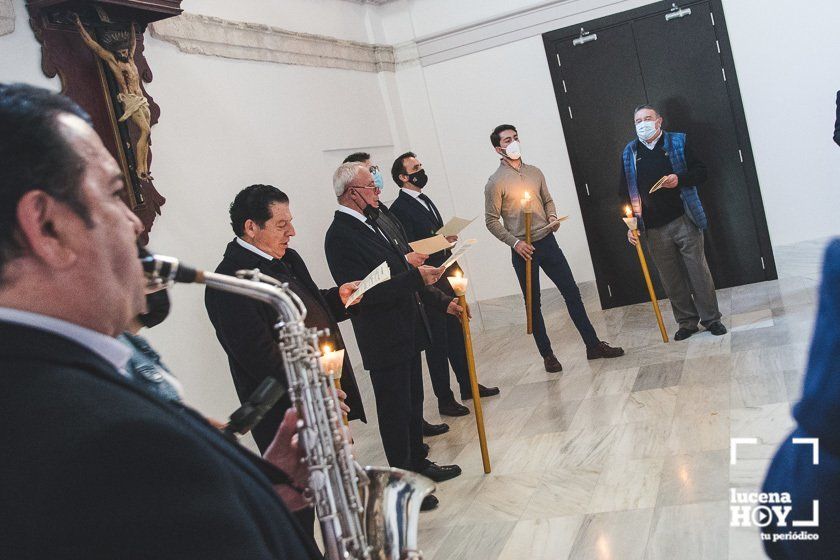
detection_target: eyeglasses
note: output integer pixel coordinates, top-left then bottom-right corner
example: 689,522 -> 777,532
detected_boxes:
350,184 -> 380,192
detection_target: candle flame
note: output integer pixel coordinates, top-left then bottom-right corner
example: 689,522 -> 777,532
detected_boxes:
624,205 -> 632,218
523,192 -> 531,201
322,344 -> 332,354
455,270 -> 462,279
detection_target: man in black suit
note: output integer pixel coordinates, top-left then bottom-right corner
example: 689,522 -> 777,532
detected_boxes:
0,83 -> 318,558
205,184 -> 368,540
389,152 -> 500,417
343,152 -> 453,435
325,162 -> 464,511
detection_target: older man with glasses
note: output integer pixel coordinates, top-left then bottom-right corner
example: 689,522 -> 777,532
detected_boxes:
325,162 -> 465,512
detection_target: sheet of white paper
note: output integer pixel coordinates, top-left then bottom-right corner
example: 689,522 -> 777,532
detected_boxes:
345,261 -> 390,307
533,215 -> 569,235
408,234 -> 454,255
436,216 -> 476,238
441,238 -> 477,269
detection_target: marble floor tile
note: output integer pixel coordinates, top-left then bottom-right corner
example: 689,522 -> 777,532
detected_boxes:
494,379 -> 556,411
498,515 -> 584,560
680,354 -> 735,386
645,501 -> 730,560
586,366 -> 640,398
588,456 -> 664,513
667,411 -> 730,454
620,387 -> 678,424
552,424 -> 623,471
674,382 -> 730,418
522,467 -> 602,519
632,360 -> 683,392
730,308 -> 774,332
459,472 -> 541,523
517,398 -> 582,438
612,420 -> 673,460
491,431 -> 566,476
568,508 -> 656,560
430,521 -> 517,560
657,450 -> 730,506
729,526 -> 766,560
569,393 -> 629,431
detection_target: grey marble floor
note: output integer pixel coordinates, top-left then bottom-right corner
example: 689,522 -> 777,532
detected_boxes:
347,238 -> 831,560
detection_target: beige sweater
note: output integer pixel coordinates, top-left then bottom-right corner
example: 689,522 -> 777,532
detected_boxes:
484,160 -> 558,247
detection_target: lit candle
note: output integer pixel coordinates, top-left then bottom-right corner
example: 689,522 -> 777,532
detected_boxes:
520,191 -> 532,213
319,344 -> 345,379
447,270 -> 469,296
622,205 -> 638,231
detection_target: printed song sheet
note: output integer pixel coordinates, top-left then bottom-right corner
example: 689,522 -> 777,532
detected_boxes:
345,261 -> 390,307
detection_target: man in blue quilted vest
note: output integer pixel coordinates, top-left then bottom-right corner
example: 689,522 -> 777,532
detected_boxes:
619,104 -> 726,340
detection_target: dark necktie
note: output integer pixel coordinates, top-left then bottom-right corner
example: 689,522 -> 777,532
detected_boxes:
417,193 -> 443,228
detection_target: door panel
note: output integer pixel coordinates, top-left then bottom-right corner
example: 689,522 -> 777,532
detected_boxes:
552,23 -> 664,309
543,0 -> 775,309
633,2 -> 766,287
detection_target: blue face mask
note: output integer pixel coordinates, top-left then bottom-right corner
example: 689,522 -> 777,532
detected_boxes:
372,168 -> 385,191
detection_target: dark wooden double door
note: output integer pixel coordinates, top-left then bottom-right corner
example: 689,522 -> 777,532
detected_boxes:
543,0 -> 775,309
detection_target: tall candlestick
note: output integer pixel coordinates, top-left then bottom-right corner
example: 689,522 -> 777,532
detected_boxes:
623,206 -> 668,343
447,273 -> 491,474
320,344 -> 349,425
521,192 -> 533,335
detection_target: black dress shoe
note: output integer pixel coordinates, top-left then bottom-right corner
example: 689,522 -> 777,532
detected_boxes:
706,321 -> 727,336
586,341 -> 625,360
438,399 -> 470,417
544,354 -> 563,372
420,494 -> 439,511
422,419 -> 450,437
418,461 -> 462,482
674,327 -> 699,341
461,384 -> 501,400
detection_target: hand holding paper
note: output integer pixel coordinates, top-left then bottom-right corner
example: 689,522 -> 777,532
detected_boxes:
534,215 -> 569,235
344,261 -> 390,307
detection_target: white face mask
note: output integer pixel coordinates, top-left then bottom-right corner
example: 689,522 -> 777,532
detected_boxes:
503,140 -> 522,160
635,120 -> 658,142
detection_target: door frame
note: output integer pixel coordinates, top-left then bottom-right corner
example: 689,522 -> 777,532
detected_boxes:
542,0 -> 776,309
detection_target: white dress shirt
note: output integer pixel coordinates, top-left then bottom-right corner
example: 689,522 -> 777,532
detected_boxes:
0,307 -> 132,375
400,187 -> 434,214
236,236 -> 274,261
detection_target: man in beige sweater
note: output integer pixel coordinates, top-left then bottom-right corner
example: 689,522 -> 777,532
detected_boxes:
484,124 -> 624,372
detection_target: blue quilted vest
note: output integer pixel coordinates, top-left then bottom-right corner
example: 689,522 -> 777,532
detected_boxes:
621,131 -> 708,230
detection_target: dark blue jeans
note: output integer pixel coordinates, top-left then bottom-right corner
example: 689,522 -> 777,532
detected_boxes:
511,234 -> 599,356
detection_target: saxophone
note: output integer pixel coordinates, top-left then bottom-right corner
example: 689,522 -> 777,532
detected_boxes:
141,253 -> 435,560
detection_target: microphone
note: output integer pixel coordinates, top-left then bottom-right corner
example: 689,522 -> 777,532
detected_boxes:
223,377 -> 287,439
140,250 -> 202,285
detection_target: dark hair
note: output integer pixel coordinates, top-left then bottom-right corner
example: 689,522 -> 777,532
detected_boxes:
229,184 -> 289,236
633,104 -> 659,116
0,83 -> 93,273
390,151 -> 416,186
490,124 -> 517,148
343,152 -> 371,164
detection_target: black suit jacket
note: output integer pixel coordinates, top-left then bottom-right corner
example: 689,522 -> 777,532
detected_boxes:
389,190 -> 462,292
834,90 -> 840,147
324,210 -> 451,370
205,241 -> 366,453
0,322 -> 318,560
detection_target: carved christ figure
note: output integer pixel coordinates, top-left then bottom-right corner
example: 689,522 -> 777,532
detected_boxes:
73,14 -> 152,181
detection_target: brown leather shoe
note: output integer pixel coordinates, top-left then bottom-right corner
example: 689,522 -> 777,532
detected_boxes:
544,354 -> 563,373
586,341 -> 625,360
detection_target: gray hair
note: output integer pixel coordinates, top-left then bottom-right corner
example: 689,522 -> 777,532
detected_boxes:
332,162 -> 364,198
633,104 -> 659,117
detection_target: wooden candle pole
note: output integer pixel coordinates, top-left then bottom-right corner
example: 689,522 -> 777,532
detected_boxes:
448,273 -> 491,474
522,193 -> 533,334
623,208 -> 669,343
